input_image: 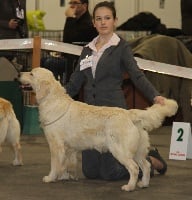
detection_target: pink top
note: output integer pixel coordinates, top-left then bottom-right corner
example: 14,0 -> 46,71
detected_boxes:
86,33 -> 120,77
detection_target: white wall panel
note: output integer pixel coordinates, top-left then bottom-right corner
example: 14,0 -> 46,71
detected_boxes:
39,0 -> 66,30
26,0 -> 181,30
115,0 -> 136,26
139,0 -> 181,28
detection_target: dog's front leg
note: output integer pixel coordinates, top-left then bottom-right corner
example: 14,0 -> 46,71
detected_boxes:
43,137 -> 66,183
62,149 -> 79,180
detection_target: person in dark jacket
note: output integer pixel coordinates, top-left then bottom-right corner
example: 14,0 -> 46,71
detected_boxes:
0,0 -> 28,39
116,11 -> 167,35
181,0 -> 192,35
66,1 -> 167,180
63,0 -> 97,45
41,0 -> 97,84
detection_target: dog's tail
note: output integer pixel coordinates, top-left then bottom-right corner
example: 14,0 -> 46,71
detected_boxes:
129,98 -> 178,132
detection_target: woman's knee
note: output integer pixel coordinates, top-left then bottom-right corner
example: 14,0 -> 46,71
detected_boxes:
100,165 -> 128,180
82,150 -> 101,179
82,164 -> 100,179
100,153 -> 129,180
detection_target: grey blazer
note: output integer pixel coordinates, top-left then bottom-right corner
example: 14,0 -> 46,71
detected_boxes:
66,38 -> 159,109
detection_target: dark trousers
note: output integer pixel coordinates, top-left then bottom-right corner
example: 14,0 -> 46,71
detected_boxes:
82,150 -> 129,180
82,150 -> 152,180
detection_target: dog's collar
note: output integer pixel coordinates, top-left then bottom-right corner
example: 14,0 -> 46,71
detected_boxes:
43,102 -> 72,126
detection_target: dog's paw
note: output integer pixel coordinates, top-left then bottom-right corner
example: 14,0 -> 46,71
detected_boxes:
137,180 -> 149,188
121,184 -> 135,192
58,172 -> 78,181
68,174 -> 79,181
43,175 -> 56,183
13,159 -> 23,166
58,172 -> 70,180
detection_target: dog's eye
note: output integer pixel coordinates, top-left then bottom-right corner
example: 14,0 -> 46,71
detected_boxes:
30,72 -> 33,76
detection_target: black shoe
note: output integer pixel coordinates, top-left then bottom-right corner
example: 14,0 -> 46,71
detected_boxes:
148,148 -> 167,175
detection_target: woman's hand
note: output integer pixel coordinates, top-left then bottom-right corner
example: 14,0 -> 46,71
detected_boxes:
153,96 -> 165,105
65,7 -> 76,18
8,19 -> 18,29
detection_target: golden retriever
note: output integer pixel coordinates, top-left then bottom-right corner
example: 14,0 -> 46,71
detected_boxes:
0,97 -> 23,166
19,68 -> 178,191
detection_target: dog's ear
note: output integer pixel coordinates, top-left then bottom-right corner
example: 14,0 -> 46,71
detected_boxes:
35,80 -> 50,101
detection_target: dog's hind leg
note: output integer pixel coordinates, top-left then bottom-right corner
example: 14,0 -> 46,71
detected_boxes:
107,120 -> 140,191
118,156 -> 139,191
121,158 -> 139,191
6,120 -> 23,166
12,142 -> 23,166
136,158 -> 150,188
0,120 -> 8,153
135,129 -> 150,188
111,150 -> 139,191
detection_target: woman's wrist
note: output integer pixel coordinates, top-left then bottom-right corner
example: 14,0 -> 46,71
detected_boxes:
153,96 -> 165,105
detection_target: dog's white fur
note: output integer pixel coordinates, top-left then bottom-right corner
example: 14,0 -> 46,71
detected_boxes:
0,97 -> 23,166
19,68 -> 178,191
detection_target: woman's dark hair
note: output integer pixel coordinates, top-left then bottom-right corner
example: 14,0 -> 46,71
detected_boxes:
93,1 -> 116,19
80,0 -> 89,5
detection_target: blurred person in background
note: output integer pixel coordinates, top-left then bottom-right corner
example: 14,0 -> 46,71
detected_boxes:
41,0 -> 97,85
181,0 -> 192,35
0,0 -> 28,39
0,0 -> 28,66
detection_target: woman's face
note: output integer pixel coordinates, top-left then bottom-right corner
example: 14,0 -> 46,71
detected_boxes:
93,7 -> 117,36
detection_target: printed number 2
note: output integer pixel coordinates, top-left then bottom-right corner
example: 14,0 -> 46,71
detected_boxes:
177,128 -> 184,142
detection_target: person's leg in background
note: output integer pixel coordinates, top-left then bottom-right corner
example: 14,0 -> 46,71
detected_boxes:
82,150 -> 101,179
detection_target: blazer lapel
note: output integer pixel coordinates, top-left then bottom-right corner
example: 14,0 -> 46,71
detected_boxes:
95,46 -> 117,78
81,48 -> 94,79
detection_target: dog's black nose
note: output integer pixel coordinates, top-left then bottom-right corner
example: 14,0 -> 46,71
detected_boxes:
13,73 -> 21,82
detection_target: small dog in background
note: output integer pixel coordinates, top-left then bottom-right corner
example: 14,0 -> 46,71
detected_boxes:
0,97 -> 23,166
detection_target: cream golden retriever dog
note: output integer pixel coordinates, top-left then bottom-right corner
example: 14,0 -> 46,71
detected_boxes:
0,97 -> 23,166
19,68 -> 178,192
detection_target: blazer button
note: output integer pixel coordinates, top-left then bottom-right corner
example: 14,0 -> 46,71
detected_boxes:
93,94 -> 96,98
92,84 -> 95,87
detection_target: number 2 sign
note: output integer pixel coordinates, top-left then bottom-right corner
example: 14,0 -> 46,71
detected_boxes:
169,122 -> 192,160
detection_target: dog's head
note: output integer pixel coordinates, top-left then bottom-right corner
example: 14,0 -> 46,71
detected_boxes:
19,67 -> 57,102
